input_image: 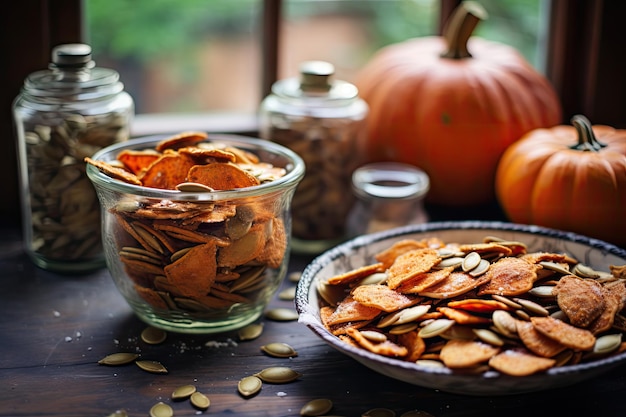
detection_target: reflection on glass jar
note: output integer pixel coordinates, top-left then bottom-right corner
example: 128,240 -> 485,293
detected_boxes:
13,43 -> 134,273
260,61 -> 368,254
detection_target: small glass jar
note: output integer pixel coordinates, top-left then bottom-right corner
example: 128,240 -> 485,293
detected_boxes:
12,43 -> 134,273
259,61 -> 368,254
347,162 -> 430,237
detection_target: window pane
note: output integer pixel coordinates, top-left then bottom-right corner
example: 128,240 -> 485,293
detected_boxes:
279,0 -> 440,82
84,0 -> 546,121
85,0 -> 262,115
471,0 -> 547,72
279,0 -> 546,81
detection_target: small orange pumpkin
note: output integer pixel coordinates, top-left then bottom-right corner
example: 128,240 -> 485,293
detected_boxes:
496,115 -> 626,248
355,2 -> 562,206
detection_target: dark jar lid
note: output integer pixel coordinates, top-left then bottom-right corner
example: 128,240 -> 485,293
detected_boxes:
21,43 -> 124,101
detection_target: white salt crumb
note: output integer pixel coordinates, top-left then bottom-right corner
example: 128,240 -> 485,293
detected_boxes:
64,336 -> 72,342
204,338 -> 238,348
276,392 -> 287,397
53,311 -> 61,317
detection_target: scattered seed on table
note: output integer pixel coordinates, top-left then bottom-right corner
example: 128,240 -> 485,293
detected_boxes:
254,366 -> 302,383
300,398 -> 333,416
265,307 -> 299,321
136,360 -> 168,374
238,323 -> 264,341
278,286 -> 297,300
190,391 -> 210,410
149,402 -> 173,417
171,384 -> 196,401
288,271 -> 302,282
98,352 -> 139,366
238,375 -> 263,397
261,342 -> 298,358
141,326 -> 167,345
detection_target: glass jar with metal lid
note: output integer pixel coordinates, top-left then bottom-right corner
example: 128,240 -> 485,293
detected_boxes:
259,61 -> 368,254
13,43 -> 134,273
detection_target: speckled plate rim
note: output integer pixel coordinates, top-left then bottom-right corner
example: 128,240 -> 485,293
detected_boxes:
295,221 -> 626,396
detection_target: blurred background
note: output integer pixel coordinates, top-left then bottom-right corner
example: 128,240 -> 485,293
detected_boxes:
85,0 -> 545,117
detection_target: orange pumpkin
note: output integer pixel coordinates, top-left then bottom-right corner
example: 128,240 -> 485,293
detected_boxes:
355,2 -> 562,206
496,115 -> 626,248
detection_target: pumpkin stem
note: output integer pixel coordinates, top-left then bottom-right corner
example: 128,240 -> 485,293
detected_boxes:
570,114 -> 607,151
440,1 -> 488,59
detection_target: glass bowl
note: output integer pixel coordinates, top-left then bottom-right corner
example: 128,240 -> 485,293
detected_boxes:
87,133 -> 305,333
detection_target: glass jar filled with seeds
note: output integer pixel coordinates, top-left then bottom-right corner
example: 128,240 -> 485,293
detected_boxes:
13,43 -> 134,272
259,61 -> 368,254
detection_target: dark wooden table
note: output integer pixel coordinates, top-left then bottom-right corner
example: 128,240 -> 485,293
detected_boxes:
2,217 -> 626,417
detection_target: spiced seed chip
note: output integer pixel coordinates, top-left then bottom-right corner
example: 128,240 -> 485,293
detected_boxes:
319,234 -> 626,377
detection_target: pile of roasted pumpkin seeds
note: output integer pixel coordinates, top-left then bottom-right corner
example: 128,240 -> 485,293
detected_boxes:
318,235 -> 626,376
85,131 -> 290,318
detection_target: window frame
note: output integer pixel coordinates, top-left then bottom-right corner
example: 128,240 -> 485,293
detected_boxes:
2,0 -> 625,217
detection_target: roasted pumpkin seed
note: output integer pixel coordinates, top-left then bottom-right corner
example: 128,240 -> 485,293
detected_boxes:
462,251 -> 481,272
136,360 -> 168,374
149,402 -> 173,417
278,286 -> 297,300
360,330 -> 388,343
415,359 -> 445,368
492,310 -> 518,338
473,328 -> 504,346
254,366 -> 302,383
469,259 -> 490,277
261,342 -> 298,358
528,285 -> 556,298
171,384 -> 196,401
573,263 -> 603,278
359,272 -> 388,286
238,323 -> 264,341
265,307 -> 299,321
300,398 -> 333,416
98,352 -> 139,366
389,322 -> 418,335
141,326 -> 167,345
594,333 -> 622,354
539,261 -> 571,275
437,256 -> 463,269
418,319 -> 455,338
288,271 -> 302,282
190,391 -> 211,410
238,375 -> 263,397
514,297 -> 549,316
394,304 -> 430,325
491,294 -> 522,309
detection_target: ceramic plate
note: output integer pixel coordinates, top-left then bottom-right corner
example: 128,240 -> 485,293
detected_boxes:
295,221 -> 626,396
